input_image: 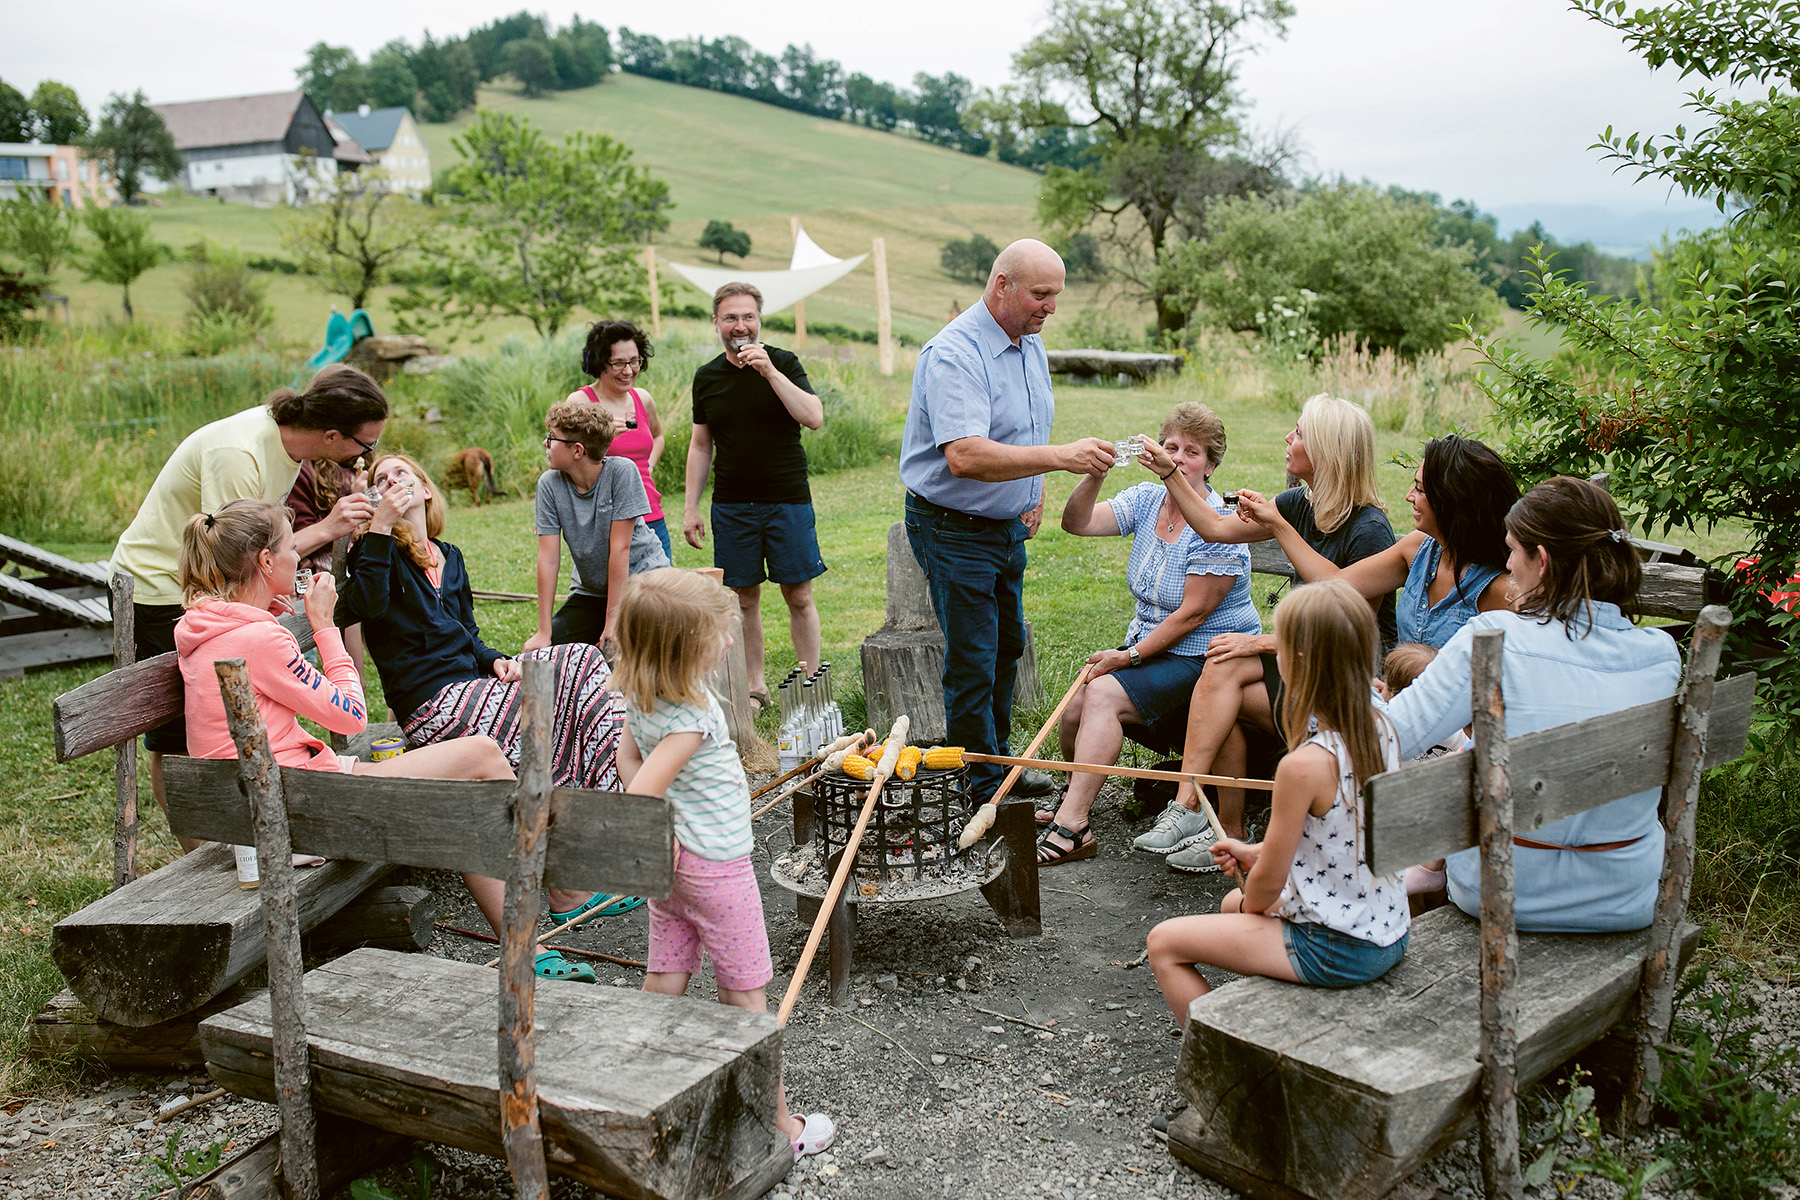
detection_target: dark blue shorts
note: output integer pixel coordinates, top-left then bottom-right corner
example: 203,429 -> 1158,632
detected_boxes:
1109,649 -> 1207,726
711,501 -> 827,589
1282,921 -> 1408,987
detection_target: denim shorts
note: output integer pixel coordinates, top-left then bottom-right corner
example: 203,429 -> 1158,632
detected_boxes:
1109,649 -> 1207,725
711,501 -> 827,589
1282,921 -> 1408,987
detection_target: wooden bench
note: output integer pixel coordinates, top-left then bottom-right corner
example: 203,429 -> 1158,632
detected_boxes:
1165,607 -> 1754,1200
177,657 -> 790,1200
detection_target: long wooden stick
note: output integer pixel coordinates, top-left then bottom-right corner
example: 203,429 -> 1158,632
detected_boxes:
777,717 -> 907,1025
958,665 -> 1091,848
750,756 -> 822,802
752,732 -> 872,821
963,752 -> 1247,843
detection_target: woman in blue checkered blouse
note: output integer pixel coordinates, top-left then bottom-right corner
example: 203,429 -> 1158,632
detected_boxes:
1036,403 -> 1263,866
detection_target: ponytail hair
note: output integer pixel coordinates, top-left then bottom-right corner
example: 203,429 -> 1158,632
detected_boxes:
266,363 -> 389,435
1505,476 -> 1642,636
1274,579 -> 1389,792
179,499 -> 288,607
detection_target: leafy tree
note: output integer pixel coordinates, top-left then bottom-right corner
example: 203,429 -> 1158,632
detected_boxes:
617,28 -> 672,78
781,44 -> 843,117
29,81 -> 88,144
940,234 -> 1000,284
1159,180 -> 1500,356
553,17 -> 613,89
282,168 -> 437,310
297,42 -> 369,112
844,74 -> 901,130
394,111 -> 671,338
1475,0 -> 1800,755
0,192 -> 77,277
1015,0 -> 1297,333
0,79 -> 30,141
698,220 -> 751,263
1056,231 -> 1106,281
507,39 -> 559,98
366,42 -> 420,109
88,91 -> 182,203
0,266 -> 38,341
466,12 -> 547,81
80,206 -> 163,319
909,72 -> 986,153
411,35 -> 480,121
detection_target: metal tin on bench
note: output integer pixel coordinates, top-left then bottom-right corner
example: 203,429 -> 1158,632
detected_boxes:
370,736 -> 406,761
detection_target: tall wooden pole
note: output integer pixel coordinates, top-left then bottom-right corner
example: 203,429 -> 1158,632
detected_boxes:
499,658 -> 553,1200
215,659 -> 317,1200
1628,605 -> 1730,1124
873,237 -> 894,376
790,216 -> 807,353
644,246 -> 661,338
1470,630 -> 1521,1200
109,571 -> 138,890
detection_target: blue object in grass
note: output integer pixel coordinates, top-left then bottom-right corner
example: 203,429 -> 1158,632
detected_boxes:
299,308 -> 376,380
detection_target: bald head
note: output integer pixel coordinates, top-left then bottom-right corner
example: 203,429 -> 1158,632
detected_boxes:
984,238 -> 1065,342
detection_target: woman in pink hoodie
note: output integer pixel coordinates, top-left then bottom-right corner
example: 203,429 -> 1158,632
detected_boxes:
175,500 -> 602,983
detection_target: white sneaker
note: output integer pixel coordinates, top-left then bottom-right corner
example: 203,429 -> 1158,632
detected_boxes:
791,1111 -> 836,1158
1132,801 -> 1211,855
1166,832 -> 1223,874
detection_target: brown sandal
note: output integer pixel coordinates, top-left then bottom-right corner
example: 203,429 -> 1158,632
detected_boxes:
1036,822 -> 1096,866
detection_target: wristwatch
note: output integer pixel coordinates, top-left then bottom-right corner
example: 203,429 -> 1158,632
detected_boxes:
1127,645 -> 1142,668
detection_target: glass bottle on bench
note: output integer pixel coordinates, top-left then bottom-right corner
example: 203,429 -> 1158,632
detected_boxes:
233,844 -> 259,890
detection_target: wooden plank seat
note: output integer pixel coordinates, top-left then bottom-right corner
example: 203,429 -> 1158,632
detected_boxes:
172,658 -> 789,1200
203,949 -> 791,1200
1166,611 -> 1753,1200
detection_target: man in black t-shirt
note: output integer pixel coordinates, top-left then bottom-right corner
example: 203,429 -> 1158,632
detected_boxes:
684,281 -> 827,706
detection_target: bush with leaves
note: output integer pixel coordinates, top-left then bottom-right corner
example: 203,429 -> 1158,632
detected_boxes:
0,192 -> 76,278
0,266 -> 40,342
393,112 -> 670,340
79,206 -> 163,320
182,240 -> 273,344
1473,0 -> 1800,757
699,219 -> 751,263
939,234 -> 999,284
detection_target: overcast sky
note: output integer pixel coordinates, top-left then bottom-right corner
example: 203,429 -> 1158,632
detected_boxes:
7,0 -> 1724,222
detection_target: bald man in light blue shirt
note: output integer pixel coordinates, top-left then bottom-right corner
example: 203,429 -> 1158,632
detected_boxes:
900,239 -> 1115,805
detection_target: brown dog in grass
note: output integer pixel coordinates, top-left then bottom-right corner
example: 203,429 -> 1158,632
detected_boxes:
443,447 -> 509,506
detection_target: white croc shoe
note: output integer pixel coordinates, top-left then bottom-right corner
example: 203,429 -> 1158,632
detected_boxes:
791,1112 -> 836,1158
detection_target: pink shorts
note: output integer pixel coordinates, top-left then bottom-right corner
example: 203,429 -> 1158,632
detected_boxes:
646,846 -> 773,991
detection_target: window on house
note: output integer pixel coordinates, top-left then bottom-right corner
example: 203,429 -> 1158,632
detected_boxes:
0,159 -> 27,180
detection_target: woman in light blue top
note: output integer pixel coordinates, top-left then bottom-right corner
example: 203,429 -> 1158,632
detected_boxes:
1239,433 -> 1518,648
1041,403 -> 1262,864
1387,477 -> 1681,932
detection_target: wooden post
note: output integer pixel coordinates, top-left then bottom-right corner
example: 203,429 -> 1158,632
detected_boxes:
824,848 -> 854,1008
1628,605 -> 1730,1124
214,659 -> 317,1200
110,571 -> 138,891
1470,630 -> 1521,1200
790,217 -> 807,353
873,237 -> 894,376
645,246 -> 661,338
499,657 -> 552,1200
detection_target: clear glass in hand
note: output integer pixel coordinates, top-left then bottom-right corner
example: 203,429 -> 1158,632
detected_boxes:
1113,436 -> 1145,467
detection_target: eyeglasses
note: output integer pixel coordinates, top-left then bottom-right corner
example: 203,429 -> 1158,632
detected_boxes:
346,430 -> 379,455
607,357 -> 643,373
544,436 -> 584,449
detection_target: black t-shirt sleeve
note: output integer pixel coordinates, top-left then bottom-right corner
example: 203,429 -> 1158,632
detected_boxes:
1342,507 -> 1398,565
775,348 -> 815,394
690,364 -> 711,426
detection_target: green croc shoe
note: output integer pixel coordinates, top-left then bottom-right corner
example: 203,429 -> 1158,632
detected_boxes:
534,950 -> 597,983
549,893 -> 646,925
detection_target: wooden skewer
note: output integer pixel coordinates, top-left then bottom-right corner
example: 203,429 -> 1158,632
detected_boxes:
957,665 -> 1091,849
750,732 -> 871,821
750,755 -> 823,802
961,751 -> 1241,843
777,716 -> 907,1025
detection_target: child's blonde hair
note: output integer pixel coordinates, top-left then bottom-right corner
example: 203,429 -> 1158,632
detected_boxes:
1382,642 -> 1438,697
364,452 -> 447,573
179,499 -> 289,607
613,568 -> 733,710
1274,579 -> 1388,789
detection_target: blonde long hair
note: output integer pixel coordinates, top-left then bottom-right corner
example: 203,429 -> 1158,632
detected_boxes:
1275,579 -> 1388,791
179,500 -> 288,607
364,453 -> 446,573
1296,393 -> 1383,535
613,569 -> 733,711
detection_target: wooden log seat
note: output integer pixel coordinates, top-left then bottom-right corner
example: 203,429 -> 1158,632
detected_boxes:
1165,907 -> 1700,1200
201,949 -> 793,1200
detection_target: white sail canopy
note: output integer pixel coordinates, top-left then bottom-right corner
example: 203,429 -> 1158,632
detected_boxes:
662,225 -> 866,314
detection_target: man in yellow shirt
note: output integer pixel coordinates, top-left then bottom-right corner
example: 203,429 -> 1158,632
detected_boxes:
111,364 -> 388,843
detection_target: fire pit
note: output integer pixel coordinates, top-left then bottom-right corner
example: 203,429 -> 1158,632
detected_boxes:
767,763 -> 1041,1005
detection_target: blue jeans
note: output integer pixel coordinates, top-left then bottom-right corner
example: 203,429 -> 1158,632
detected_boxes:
904,492 -> 1028,803
645,516 -> 672,562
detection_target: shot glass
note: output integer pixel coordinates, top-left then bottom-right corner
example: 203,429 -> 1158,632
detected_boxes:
293,568 -> 314,596
1113,436 -> 1145,467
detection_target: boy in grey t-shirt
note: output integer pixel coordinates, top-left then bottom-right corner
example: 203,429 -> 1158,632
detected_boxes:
524,401 -> 671,652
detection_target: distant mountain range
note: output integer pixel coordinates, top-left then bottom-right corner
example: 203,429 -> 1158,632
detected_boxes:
1487,202 -> 1729,259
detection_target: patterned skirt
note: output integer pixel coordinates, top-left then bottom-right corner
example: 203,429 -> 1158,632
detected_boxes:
402,644 -> 622,792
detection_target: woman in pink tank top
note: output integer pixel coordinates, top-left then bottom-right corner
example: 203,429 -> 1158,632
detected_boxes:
571,321 -> 670,558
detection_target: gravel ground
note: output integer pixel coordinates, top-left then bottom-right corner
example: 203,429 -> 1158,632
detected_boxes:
4,784 -> 1796,1200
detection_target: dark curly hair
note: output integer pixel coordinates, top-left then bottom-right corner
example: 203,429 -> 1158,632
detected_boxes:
580,321 -> 654,380
264,363 -> 388,435
1420,434 -> 1517,600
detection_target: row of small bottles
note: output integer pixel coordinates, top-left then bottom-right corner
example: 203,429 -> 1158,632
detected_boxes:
775,661 -> 844,772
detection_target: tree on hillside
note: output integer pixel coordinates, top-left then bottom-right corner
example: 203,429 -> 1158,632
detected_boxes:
283,168 -> 438,310
393,111 -> 671,338
29,81 -> 89,144
0,193 -> 77,277
88,91 -> 182,203
366,42 -> 420,109
1475,0 -> 1800,758
0,79 -> 31,141
80,206 -> 163,319
1158,181 -> 1499,356
507,38 -> 559,97
699,220 -> 751,263
297,42 -> 369,112
1013,0 -> 1297,334
412,35 -> 481,121
940,234 -> 1000,284
843,74 -> 901,130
